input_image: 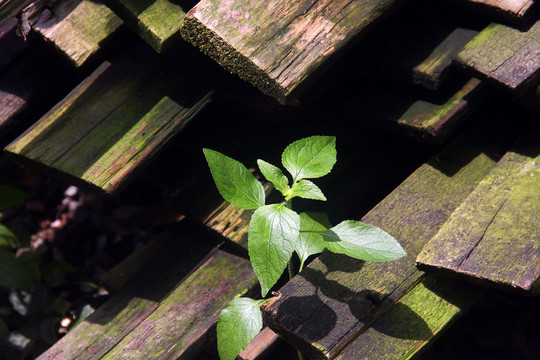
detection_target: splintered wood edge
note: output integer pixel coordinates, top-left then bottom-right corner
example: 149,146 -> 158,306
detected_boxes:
181,9 -> 289,104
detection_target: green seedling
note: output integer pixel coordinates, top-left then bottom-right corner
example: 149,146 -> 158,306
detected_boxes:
204,136 -> 406,360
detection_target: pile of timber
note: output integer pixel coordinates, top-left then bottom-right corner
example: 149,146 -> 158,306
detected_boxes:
0,0 -> 538,359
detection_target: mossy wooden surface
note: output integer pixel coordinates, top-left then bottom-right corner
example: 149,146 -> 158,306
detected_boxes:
5,44 -> 218,195
32,0 -> 123,67
334,275 -> 484,359
455,20 -> 540,94
344,78 -> 489,143
181,0 -> 407,104
449,0 -> 536,23
262,116 -> 516,359
417,137 -> 540,294
380,22 -> 478,90
105,0 -> 187,53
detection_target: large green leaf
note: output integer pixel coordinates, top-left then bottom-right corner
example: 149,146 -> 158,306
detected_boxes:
203,149 -> 265,210
0,184 -> 28,209
288,179 -> 326,201
248,204 -> 300,296
217,297 -> 266,360
296,212 -> 331,271
322,221 -> 406,262
281,136 -> 336,182
0,225 -> 18,249
0,249 -> 33,289
257,159 -> 290,195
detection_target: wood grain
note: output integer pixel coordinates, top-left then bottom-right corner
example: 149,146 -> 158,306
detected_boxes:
448,0 -> 537,23
0,0 -> 33,28
32,0 -> 123,67
181,0 -> 407,103
455,20 -> 540,94
417,137 -> 540,294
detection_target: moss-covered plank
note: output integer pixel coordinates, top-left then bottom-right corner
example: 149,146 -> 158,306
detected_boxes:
417,137 -> 540,294
455,20 -> 540,94
181,0 -> 407,104
448,0 -> 536,23
5,44 -> 218,194
36,226 -> 215,360
380,21 -> 479,90
100,249 -> 257,360
104,0 -> 188,53
32,0 -> 123,67
334,275 -> 484,359
262,114 -> 517,359
344,78 -> 490,143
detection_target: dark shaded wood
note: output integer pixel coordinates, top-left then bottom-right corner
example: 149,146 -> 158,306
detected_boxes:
455,20 -> 540,94
104,0 -> 188,53
343,78 -> 490,143
239,327 -> 282,360
0,18 -> 31,72
0,0 -> 33,28
31,0 -> 123,67
448,0 -> 537,23
181,0 -> 408,104
5,44 -> 219,194
417,136 -> 540,294
262,112 -> 518,359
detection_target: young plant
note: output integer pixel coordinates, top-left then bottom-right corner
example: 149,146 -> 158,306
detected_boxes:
204,136 -> 406,360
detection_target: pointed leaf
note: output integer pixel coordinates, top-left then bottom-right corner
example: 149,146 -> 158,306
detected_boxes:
217,297 -> 265,360
257,159 -> 290,195
282,136 -> 336,181
248,204 -> 300,296
0,184 -> 28,209
0,249 -> 33,289
203,149 -> 265,210
288,180 -> 326,201
322,221 -> 406,262
0,225 -> 18,249
296,213 -> 331,270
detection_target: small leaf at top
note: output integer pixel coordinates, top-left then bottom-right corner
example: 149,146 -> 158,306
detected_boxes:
282,136 -> 336,182
257,159 -> 290,195
217,297 -> 266,360
295,213 -> 331,271
203,149 -> 265,210
0,184 -> 28,209
248,204 -> 300,296
288,180 -> 326,201
322,220 -> 406,262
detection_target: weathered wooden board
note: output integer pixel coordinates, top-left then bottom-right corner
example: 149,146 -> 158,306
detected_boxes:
0,18 -> 31,71
333,275 -> 483,359
32,0 -> 123,67
0,0 -> 33,28
262,113 -> 517,359
343,78 -> 490,143
239,327 -> 282,360
105,0 -> 187,53
417,137 -> 540,294
449,0 -> 537,23
181,0 -> 408,104
5,44 -> 218,194
380,22 -> 479,90
455,20 -> 540,94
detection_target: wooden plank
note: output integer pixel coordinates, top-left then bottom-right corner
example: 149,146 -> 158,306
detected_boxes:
343,78 -> 490,143
0,18 -> 31,72
448,0 -> 537,23
455,20 -> 540,94
333,274 -> 484,359
181,0 -> 408,104
104,0 -> 187,53
239,327 -> 283,360
417,137 -> 540,294
99,250 -> 257,360
262,113 -> 517,359
32,0 -> 123,67
379,22 -> 479,90
5,44 -> 219,194
0,0 -> 33,28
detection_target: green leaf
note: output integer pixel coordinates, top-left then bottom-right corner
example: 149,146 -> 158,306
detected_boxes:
203,149 -> 265,210
0,184 -> 28,209
257,159 -> 290,195
322,221 -> 406,262
248,204 -> 300,296
282,136 -> 337,182
217,297 -> 266,360
288,180 -> 326,201
296,213 -> 331,271
0,225 -> 18,249
0,249 -> 33,289
0,317 -> 7,333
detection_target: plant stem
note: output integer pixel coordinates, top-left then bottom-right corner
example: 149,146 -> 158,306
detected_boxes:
297,349 -> 305,360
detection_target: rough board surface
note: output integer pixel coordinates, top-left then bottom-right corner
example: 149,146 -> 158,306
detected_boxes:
449,0 -> 536,23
